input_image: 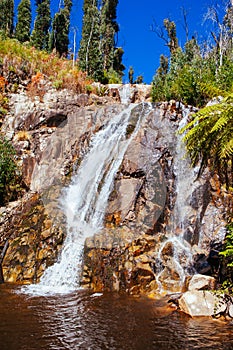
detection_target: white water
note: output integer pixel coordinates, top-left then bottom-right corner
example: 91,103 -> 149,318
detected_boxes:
156,110 -> 197,293
119,84 -> 131,104
23,104 -> 148,295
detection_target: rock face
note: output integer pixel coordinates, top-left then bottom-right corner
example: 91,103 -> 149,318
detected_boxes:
81,102 -> 229,295
1,193 -> 65,283
0,88 -> 231,293
1,89 -> 125,283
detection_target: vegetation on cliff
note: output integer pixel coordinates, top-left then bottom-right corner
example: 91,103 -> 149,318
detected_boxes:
77,0 -> 124,83
0,135 -> 21,205
180,94 -> 233,190
0,0 -> 123,83
0,36 -> 93,95
152,3 -> 233,107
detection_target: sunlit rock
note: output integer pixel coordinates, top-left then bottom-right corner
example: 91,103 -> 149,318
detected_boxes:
178,291 -> 226,317
188,274 -> 216,291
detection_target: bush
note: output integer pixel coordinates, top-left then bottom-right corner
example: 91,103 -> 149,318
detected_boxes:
219,224 -> 233,288
0,135 -> 21,205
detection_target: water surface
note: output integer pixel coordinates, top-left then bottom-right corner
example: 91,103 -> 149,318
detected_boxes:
0,284 -> 233,350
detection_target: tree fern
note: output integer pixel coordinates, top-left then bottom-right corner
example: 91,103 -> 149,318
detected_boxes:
180,93 -> 233,188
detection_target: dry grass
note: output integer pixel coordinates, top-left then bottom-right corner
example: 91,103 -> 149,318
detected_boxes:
0,37 -> 93,95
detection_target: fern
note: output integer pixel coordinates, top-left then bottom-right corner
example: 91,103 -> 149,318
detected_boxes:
179,93 -> 233,189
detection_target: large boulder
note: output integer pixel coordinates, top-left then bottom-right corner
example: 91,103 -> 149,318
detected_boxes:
188,274 -> 216,291
178,290 -> 226,317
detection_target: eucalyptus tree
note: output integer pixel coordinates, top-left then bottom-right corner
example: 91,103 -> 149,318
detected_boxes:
204,0 -> 233,69
15,0 -> 31,43
31,0 -> 51,51
128,66 -> 134,84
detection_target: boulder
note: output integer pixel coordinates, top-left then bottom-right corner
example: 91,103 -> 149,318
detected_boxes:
178,290 -> 226,317
188,274 -> 216,291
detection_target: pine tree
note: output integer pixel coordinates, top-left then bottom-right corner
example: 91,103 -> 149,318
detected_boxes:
0,0 -> 14,36
31,0 -> 51,51
15,0 -> 31,43
78,0 -> 103,81
49,0 -> 72,57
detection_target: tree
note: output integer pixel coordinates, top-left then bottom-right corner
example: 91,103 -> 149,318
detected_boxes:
204,1 -> 233,69
15,0 -> 31,43
113,46 -> 125,79
31,0 -> 51,51
151,54 -> 169,101
0,0 -> 14,36
128,66 -> 134,84
151,18 -> 179,56
78,0 -> 103,81
100,0 -> 119,71
163,18 -> 179,54
135,75 -> 143,84
49,0 -> 72,57
78,0 -> 122,82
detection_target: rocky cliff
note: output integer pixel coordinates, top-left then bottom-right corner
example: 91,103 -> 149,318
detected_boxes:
0,86 -> 232,296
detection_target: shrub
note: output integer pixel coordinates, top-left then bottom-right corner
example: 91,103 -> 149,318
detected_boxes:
219,224 -> 233,288
0,135 -> 21,205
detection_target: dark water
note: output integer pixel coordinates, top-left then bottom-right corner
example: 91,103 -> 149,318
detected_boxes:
0,284 -> 233,350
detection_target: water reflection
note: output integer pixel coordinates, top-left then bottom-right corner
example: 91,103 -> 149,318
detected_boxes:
0,284 -> 233,350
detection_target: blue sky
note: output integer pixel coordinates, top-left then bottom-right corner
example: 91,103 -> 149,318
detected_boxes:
117,0 -> 212,83
14,0 -> 223,83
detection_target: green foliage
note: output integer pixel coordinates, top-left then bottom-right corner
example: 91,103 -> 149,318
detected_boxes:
103,68 -> 121,84
15,0 -> 32,43
78,0 -> 104,81
100,0 -> 119,71
113,47 -> 125,80
219,224 -> 233,265
163,18 -> 178,55
152,5 -> 233,107
128,66 -> 134,84
219,224 -> 233,287
0,0 -> 14,36
31,0 -> 51,51
180,93 -> 233,188
78,0 -> 122,82
49,0 -> 72,57
0,135 -> 20,205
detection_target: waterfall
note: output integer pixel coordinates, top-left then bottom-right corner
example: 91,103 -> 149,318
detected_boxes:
119,84 -> 131,104
155,110 -> 198,293
23,104 -> 147,295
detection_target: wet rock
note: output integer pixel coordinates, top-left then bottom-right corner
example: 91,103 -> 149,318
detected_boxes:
178,291 -> 226,317
188,274 -> 216,291
2,194 -> 65,283
229,303 -> 233,318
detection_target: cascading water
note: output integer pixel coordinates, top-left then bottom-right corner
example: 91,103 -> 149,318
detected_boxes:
119,84 -> 131,104
23,103 -> 150,295
156,109 -> 198,293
